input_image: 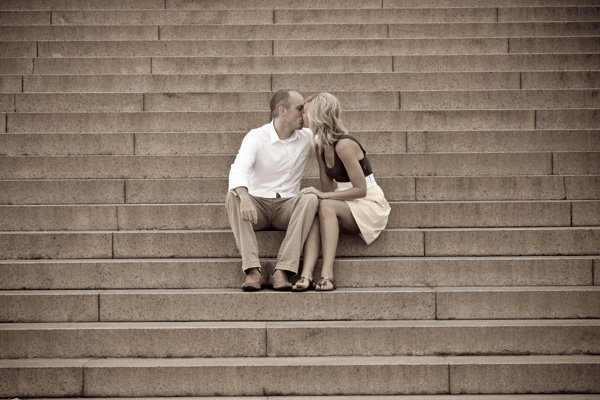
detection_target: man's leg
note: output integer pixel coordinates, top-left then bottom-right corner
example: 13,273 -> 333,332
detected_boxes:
225,192 -> 270,273
271,193 -> 319,274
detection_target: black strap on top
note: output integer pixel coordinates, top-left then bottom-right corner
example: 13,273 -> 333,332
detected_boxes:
322,135 -> 373,183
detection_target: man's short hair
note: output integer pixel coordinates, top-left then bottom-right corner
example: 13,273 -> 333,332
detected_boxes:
270,90 -> 291,120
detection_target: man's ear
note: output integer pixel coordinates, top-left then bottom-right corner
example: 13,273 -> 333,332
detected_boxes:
278,105 -> 286,116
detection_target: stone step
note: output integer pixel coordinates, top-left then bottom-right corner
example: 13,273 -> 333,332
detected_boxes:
3,0 -> 595,9
0,25 -> 158,40
1,227 -> 597,260
401,90 -> 600,110
20,73 -> 527,93
0,41 -> 36,56
7,90 -> 600,113
0,200 -> 585,231
0,256 -> 594,289
156,22 -> 600,40
509,37 -> 600,54
1,355 -> 599,396
1,175 -> 595,206
522,71 -> 600,89
274,7 -> 600,24
39,39 -> 273,57
1,320 -> 598,359
391,54 -> 600,72
5,110 -> 555,132
274,38 -> 510,56
498,6 -> 600,21
0,11 -> 50,25
2,286 -> 599,322
407,130 -> 600,152
0,58 -> 32,74
0,153 -> 555,178
101,54 -> 599,75
33,38 -> 518,57
384,0 -> 600,6
0,133 -> 135,156
51,10 -> 274,25
7,200 -> 592,231
0,0 -> 165,10
274,72 -> 599,91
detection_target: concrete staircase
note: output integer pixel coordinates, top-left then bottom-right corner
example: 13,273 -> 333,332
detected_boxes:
1,0 -> 599,397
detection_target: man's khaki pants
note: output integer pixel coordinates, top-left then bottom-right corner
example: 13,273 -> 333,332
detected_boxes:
225,192 -> 319,274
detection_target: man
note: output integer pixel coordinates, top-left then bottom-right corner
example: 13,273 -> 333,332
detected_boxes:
226,90 -> 318,291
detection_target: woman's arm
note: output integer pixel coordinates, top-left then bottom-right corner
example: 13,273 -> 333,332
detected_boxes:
301,139 -> 367,201
316,146 -> 335,193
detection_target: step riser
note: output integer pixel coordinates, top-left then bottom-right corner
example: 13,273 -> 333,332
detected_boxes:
0,26 -> 158,40
0,153 -> 556,179
1,176 -> 596,205
2,288 -> 598,322
2,358 -> 599,397
0,258 -> 593,290
0,0 -> 164,10
1,324 -> 598,358
0,201 -> 581,231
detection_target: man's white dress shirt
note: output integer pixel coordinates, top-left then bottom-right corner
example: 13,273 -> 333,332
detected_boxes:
228,121 -> 314,198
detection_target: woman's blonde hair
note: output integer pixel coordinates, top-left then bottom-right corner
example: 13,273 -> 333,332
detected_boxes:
304,92 -> 347,149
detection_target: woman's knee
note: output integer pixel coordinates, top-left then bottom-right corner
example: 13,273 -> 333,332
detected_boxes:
318,199 -> 337,217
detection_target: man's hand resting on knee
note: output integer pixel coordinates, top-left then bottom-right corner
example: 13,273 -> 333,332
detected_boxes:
235,187 -> 258,224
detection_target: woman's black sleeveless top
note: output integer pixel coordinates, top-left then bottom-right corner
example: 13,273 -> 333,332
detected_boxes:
322,135 -> 373,183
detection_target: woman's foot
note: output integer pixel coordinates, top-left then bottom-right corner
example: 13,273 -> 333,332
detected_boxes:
292,276 -> 313,292
315,276 -> 336,291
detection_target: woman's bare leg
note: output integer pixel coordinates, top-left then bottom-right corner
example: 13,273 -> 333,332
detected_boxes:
293,216 -> 320,290
317,199 -> 359,290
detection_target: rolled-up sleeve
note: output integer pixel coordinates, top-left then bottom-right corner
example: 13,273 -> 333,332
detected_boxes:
228,131 -> 259,193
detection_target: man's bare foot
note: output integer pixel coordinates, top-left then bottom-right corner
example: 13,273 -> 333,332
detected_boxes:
268,269 -> 292,291
241,268 -> 263,291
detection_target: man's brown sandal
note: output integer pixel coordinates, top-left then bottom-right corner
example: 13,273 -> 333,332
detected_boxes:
241,274 -> 265,292
292,276 -> 314,292
315,277 -> 336,291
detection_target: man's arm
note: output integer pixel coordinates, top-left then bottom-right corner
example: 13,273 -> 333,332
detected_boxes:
229,132 -> 259,224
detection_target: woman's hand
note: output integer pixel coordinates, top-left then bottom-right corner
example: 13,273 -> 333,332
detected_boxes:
300,186 -> 328,199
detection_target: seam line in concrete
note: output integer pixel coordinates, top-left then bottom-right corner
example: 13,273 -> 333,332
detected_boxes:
36,41 -> 39,57
123,180 -> 127,204
32,58 -> 36,74
158,26 -> 161,40
142,93 -> 146,111
422,231 -> 426,256
570,201 -> 573,227
116,204 -> 120,230
21,75 -> 24,92
272,10 -> 275,24
81,363 -> 85,396
593,259 -> 596,286
50,11 -> 53,25
534,109 -> 537,129
4,113 -> 7,133
495,8 -> 499,22
507,38 -> 510,54
519,71 -> 522,89
434,290 -> 438,320
413,177 -> 417,201
111,233 -> 115,259
13,93 -> 16,113
551,152 -> 555,175
381,0 -> 384,8
447,363 -> 452,393
133,133 -> 136,156
386,23 -> 390,38
271,40 -> 274,55
97,293 -> 101,322
270,74 -> 273,91
398,91 -> 401,110
391,56 -> 394,72
164,0 -> 167,9
562,176 -> 568,200
150,57 -> 153,74
264,323 -> 268,356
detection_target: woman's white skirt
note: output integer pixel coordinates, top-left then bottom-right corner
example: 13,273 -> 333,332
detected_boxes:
343,184 -> 391,245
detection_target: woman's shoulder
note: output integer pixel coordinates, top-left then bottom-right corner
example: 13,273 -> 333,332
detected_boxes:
334,136 -> 362,158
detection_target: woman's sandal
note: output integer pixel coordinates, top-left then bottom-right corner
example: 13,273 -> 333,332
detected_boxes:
292,276 -> 314,292
315,276 -> 336,291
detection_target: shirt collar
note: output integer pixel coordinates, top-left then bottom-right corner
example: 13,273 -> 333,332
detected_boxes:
268,120 -> 299,144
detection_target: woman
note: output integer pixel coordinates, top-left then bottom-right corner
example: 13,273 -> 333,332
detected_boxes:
292,93 -> 391,291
